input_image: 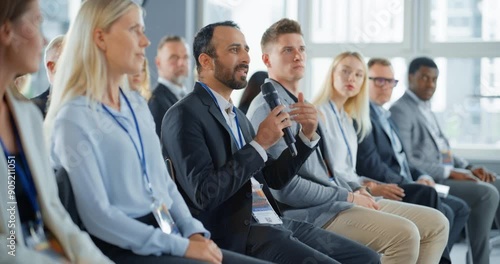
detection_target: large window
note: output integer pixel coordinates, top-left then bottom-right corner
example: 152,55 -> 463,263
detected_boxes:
433,57 -> 500,146
202,0 -> 500,150
311,0 -> 404,43
430,0 -> 500,42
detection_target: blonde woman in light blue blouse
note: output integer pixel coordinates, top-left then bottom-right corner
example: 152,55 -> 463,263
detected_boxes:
44,0 -> 265,263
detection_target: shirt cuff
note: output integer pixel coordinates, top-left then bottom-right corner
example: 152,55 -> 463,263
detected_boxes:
298,130 -> 320,147
443,166 -> 452,179
249,140 -> 268,162
418,174 -> 435,183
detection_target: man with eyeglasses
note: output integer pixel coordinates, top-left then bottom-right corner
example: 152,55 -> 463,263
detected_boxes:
357,58 -> 471,262
389,57 -> 500,264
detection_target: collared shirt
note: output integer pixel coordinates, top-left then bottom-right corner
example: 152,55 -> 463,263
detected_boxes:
158,77 -> 187,100
406,90 -> 452,178
50,91 -> 208,257
372,103 -> 413,180
206,86 -> 268,161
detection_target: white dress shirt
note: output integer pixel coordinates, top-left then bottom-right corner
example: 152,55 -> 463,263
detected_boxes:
158,77 -> 187,100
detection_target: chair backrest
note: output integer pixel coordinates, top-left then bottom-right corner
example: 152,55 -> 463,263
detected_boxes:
165,158 -> 175,181
55,167 -> 85,230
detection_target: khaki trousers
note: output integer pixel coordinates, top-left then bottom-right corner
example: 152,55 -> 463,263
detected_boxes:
324,199 -> 449,264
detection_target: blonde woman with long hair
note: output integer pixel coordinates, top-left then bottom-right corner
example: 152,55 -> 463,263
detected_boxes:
128,57 -> 151,100
45,1 -> 265,263
0,0 -> 111,263
313,51 -> 372,183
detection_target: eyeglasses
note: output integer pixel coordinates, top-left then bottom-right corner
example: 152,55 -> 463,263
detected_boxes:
369,77 -> 399,87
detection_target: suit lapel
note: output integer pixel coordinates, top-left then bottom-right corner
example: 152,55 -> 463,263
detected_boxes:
195,84 -> 240,153
234,109 -> 254,144
370,103 -> 392,143
402,92 -> 441,152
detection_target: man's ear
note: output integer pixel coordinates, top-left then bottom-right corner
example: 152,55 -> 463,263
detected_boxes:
93,28 -> 106,51
408,73 -> 414,84
0,21 -> 14,46
155,55 -> 163,71
262,53 -> 271,68
46,61 -> 56,73
198,53 -> 214,71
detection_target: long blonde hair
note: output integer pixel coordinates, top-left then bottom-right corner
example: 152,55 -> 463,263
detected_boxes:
313,51 -> 371,141
128,58 -> 151,100
45,0 -> 139,139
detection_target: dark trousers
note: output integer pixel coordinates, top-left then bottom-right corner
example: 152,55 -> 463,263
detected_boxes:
444,179 -> 500,264
401,183 -> 470,264
245,218 -> 380,264
91,213 -> 268,264
440,194 -> 470,248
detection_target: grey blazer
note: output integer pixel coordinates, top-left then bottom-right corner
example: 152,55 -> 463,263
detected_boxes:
389,91 -> 467,182
0,89 -> 111,264
246,79 -> 354,227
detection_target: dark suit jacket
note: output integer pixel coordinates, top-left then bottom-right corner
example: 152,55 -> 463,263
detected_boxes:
31,87 -> 50,118
357,102 -> 425,184
148,83 -> 179,136
161,82 -> 315,253
357,103 -> 452,263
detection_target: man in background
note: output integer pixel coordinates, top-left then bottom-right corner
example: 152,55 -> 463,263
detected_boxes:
390,56 -> 500,264
149,35 -> 190,136
32,35 -> 64,118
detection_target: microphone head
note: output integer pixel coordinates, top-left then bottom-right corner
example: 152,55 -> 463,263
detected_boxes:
260,82 -> 281,109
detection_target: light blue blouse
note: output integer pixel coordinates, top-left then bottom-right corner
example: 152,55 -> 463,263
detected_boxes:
50,90 -> 208,257
317,101 -> 360,183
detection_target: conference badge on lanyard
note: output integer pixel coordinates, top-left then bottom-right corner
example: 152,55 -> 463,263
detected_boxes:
22,222 -> 68,262
250,178 -> 283,225
23,220 -> 49,251
150,199 -> 180,235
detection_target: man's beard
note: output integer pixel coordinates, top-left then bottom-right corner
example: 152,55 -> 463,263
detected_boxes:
171,74 -> 188,86
214,59 -> 248,90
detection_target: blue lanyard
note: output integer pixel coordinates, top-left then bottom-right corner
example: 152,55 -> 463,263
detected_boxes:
329,101 -> 353,166
101,89 -> 153,196
198,82 -> 244,149
0,118 -> 43,226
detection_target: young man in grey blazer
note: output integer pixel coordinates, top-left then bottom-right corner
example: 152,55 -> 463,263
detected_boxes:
247,18 -> 449,264
390,57 -> 500,264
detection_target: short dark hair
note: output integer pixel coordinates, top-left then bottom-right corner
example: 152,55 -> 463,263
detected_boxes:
367,58 -> 392,69
193,21 -> 240,74
157,35 -> 185,51
261,18 -> 302,51
0,0 -> 33,25
408,57 -> 438,75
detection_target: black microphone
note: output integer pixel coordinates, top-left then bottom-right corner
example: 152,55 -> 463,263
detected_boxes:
260,82 -> 297,157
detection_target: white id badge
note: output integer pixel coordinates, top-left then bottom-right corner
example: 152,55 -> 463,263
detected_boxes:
250,178 -> 283,225
150,199 -> 180,235
23,224 -> 49,251
22,223 -> 68,262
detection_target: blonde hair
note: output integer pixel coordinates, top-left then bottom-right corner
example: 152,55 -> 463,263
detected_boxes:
313,51 -> 371,141
45,0 -> 140,140
128,58 -> 151,100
